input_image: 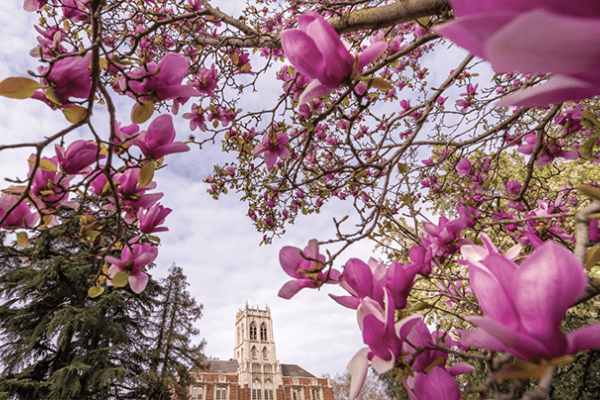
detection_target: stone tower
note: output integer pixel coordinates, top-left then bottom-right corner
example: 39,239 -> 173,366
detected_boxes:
234,303 -> 283,398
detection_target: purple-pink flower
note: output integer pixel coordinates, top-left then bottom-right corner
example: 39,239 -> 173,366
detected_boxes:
119,53 -> 200,103
460,240 -> 600,362
434,1 -> 600,107
253,132 -> 291,170
55,140 -> 105,174
330,258 -> 419,310
106,242 -> 158,293
0,190 -> 39,229
281,12 -> 387,105
138,203 -> 172,234
278,239 -> 341,299
134,114 -> 190,160
35,53 -> 92,105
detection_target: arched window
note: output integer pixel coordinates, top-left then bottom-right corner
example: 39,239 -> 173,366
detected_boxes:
265,381 -> 275,400
191,386 -> 204,400
260,323 -> 267,340
311,389 -> 321,400
252,346 -> 258,360
252,380 -> 262,400
237,327 -> 240,344
215,387 -> 227,400
262,347 -> 268,361
292,388 -> 302,400
250,322 -> 257,340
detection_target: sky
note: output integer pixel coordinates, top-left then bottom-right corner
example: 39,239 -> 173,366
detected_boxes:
0,0 -> 478,379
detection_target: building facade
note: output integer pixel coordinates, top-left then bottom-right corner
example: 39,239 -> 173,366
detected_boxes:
188,304 -> 334,400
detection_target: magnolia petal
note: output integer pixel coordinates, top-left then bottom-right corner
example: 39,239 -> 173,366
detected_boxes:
129,272 -> 149,294
371,354 -> 396,374
514,241 -> 586,348
467,316 -> 553,361
496,74 -> 598,108
153,142 -> 191,159
434,13 -> 515,60
343,258 -> 374,299
329,294 -> 360,309
298,79 -> 334,105
448,362 -> 475,377
486,10 -> 600,75
277,279 -> 316,299
348,348 -> 370,400
414,367 -> 460,400
566,324 -> 600,355
279,246 -> 304,277
281,29 -> 324,79
357,41 -> 388,72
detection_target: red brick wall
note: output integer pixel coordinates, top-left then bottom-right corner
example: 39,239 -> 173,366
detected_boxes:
322,387 -> 333,400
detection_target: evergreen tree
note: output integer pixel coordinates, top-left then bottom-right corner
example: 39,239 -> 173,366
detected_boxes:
0,222 -> 205,399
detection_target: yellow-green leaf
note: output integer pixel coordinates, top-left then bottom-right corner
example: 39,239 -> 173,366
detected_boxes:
424,357 -> 445,373
146,234 -> 161,243
579,134 -> 599,159
0,77 -> 42,99
40,214 -> 53,228
398,163 -> 409,174
62,105 -> 88,124
495,360 -> 549,381
88,285 -> 105,298
367,77 -> 393,91
45,86 -> 62,105
16,232 -> 29,248
2,187 -> 25,196
28,157 -> 58,172
84,230 -> 101,243
111,270 -> 129,287
138,160 -> 156,188
586,246 -> 600,271
578,185 -> 600,201
131,101 -> 154,124
582,108 -> 600,132
408,301 -> 432,312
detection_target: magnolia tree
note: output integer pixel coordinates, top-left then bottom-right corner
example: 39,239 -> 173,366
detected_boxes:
1,0 -> 600,398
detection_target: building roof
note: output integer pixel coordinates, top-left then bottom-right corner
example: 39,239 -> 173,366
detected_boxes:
281,364 -> 316,378
196,359 -> 239,374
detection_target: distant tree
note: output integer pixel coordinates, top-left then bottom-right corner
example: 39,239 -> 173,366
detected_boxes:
0,221 -> 205,400
138,264 -> 205,400
332,369 -> 395,400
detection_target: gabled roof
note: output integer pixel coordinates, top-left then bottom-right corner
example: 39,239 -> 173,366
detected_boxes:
194,359 -> 239,374
281,364 -> 316,378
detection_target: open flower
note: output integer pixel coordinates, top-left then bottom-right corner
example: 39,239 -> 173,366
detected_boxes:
134,114 -> 190,160
460,240 -> 600,362
253,132 -> 291,170
55,140 -> 105,174
281,12 -> 387,105
106,242 -> 157,293
278,239 -> 340,299
434,1 -> 600,107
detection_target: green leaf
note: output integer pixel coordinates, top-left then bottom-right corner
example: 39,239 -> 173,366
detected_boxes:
586,246 -> 600,271
364,77 -> 393,91
578,185 -> 600,201
138,160 -> 156,188
579,134 -> 599,159
398,163 -> 409,174
62,105 -> 87,124
88,285 -> 105,298
423,357 -> 445,373
28,157 -> 58,172
495,360 -> 549,381
44,86 -> 62,105
582,108 -> 600,132
131,101 -> 154,124
111,271 -> 129,287
0,77 -> 42,99
408,301 -> 431,312
16,232 -> 29,248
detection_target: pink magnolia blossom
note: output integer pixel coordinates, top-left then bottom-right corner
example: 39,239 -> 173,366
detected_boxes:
119,53 -> 200,103
113,121 -> 140,152
253,132 -> 291,170
106,242 -> 158,293
182,104 -> 207,132
55,140 -> 105,174
278,239 -> 341,299
434,1 -> 600,107
28,155 -> 75,209
455,158 -> 471,175
0,190 -> 39,229
460,240 -> 600,362
189,64 -> 219,97
134,114 -> 190,160
35,53 -> 92,105
281,12 -> 387,105
112,168 -> 163,222
138,203 -> 172,234
403,367 -> 463,400
347,290 -> 421,400
330,258 -> 419,310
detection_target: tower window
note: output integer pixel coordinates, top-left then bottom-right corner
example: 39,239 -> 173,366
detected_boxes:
252,346 -> 258,360
253,380 -> 262,400
262,347 -> 268,361
260,323 -> 267,340
250,322 -> 257,340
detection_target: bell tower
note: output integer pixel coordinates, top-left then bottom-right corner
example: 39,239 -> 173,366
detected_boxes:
234,302 -> 283,391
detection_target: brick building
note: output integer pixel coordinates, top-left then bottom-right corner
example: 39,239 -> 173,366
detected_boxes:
188,303 -> 334,400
